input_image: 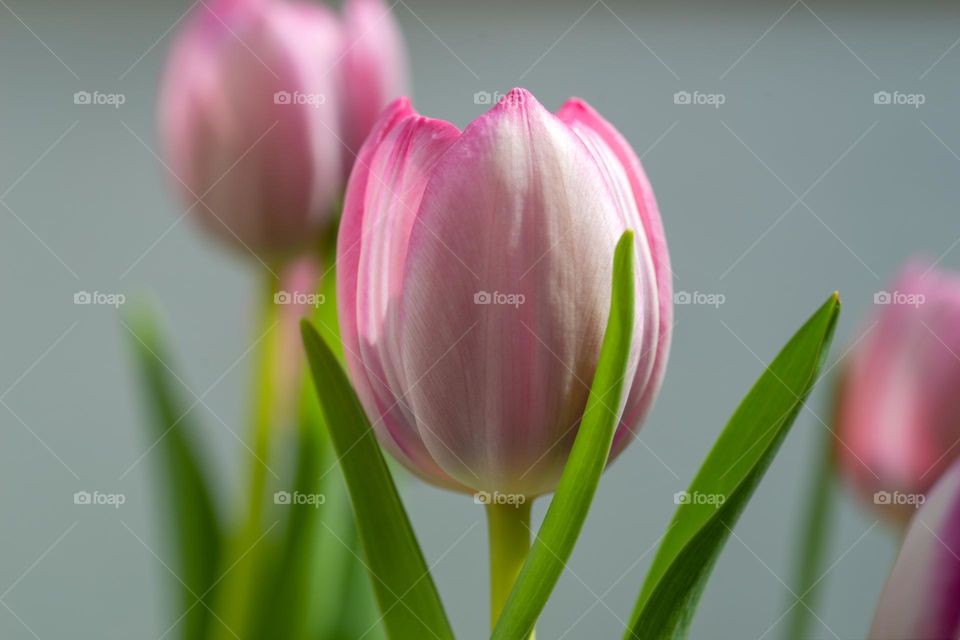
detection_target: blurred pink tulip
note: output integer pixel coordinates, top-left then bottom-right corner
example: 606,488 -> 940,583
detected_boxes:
339,0 -> 409,163
158,0 -> 407,259
337,89 -> 672,496
869,457 -> 960,639
836,262 -> 960,521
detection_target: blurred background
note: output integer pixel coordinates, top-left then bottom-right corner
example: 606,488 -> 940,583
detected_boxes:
1,0 -> 958,637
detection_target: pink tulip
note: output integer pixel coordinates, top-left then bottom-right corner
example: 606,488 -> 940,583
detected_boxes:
869,457 -> 960,639
339,0 -> 409,163
158,0 -> 407,259
836,263 -> 960,521
337,89 -> 672,496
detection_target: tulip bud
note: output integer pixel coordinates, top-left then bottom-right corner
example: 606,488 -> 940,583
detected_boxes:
835,263 -> 960,521
339,0 -> 409,163
337,89 -> 672,496
869,457 -> 960,639
158,0 -> 344,258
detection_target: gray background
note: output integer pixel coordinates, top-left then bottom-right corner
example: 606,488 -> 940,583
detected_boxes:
1,0 -> 957,638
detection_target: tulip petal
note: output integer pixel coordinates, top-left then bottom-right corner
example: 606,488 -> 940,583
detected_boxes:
398,89 -> 642,495
266,1 -> 344,228
340,0 -> 410,163
338,99 -> 463,489
870,459 -> 960,639
557,98 -> 672,455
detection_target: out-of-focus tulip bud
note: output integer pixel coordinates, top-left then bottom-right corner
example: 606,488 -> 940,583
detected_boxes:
337,89 -> 672,496
835,263 -> 960,521
274,254 -> 323,424
339,0 -> 409,162
869,457 -> 960,639
158,0 -> 344,258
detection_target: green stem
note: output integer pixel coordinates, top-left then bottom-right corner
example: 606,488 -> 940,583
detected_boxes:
786,426 -> 835,640
246,272 -> 281,540
487,500 -> 534,637
213,271 -> 281,639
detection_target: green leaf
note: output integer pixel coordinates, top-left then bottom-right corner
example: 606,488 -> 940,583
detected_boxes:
625,292 -> 841,640
248,383 -> 326,640
491,230 -> 638,640
301,322 -> 455,640
125,305 -> 222,640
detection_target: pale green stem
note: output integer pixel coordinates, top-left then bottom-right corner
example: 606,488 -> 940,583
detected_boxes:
786,426 -> 835,640
487,500 -> 535,638
246,272 -> 281,544
213,271 -> 281,639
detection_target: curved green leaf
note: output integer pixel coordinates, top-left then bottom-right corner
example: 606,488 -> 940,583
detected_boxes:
491,230 -> 637,640
125,305 -> 222,640
301,322 -> 454,640
625,293 -> 840,640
